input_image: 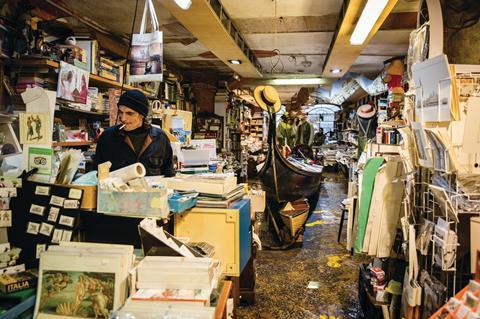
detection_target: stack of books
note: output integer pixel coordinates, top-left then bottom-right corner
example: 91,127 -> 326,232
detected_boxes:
118,256 -> 221,318
196,183 -> 245,208
159,173 -> 245,208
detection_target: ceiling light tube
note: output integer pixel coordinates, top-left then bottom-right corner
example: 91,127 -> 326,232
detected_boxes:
350,0 -> 389,45
271,78 -> 323,85
174,0 -> 192,10
330,68 -> 342,74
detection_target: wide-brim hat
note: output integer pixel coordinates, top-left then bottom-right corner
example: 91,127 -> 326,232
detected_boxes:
356,104 -> 377,119
254,86 -> 281,113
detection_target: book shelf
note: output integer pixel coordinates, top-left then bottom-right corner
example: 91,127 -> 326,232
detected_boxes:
13,58 -> 156,98
52,141 -> 94,147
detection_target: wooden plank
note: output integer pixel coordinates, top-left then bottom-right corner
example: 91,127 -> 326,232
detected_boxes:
215,280 -> 233,319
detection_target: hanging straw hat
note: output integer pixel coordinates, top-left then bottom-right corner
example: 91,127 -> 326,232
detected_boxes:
356,104 -> 377,119
254,86 -> 281,113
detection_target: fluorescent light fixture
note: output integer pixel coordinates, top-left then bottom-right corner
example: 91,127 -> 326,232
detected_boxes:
350,0 -> 389,45
228,59 -> 242,65
330,68 -> 342,74
174,0 -> 192,10
271,78 -> 323,85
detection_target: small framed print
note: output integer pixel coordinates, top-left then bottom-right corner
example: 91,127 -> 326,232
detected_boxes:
35,186 -> 51,196
0,198 -> 10,210
68,188 -> 82,200
61,230 -> 72,242
47,207 -> 60,223
58,215 -> 75,227
29,204 -> 45,216
51,229 -> 63,244
0,188 -> 16,198
26,222 -> 40,235
63,200 -> 79,209
39,222 -> 54,237
0,210 -> 12,227
36,244 -> 47,259
50,195 -> 65,207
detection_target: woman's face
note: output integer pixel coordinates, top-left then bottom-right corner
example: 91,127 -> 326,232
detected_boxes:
118,106 -> 143,131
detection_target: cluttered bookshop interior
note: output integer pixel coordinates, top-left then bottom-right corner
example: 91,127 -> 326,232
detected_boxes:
0,0 -> 479,318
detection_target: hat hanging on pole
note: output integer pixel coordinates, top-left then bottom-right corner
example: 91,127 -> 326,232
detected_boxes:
356,104 -> 377,119
253,85 -> 282,113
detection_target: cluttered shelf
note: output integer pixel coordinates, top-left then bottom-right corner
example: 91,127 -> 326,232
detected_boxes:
57,104 -> 108,117
12,57 -> 156,98
52,141 -> 94,147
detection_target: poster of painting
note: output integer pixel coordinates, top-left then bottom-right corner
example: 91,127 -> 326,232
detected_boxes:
19,113 -> 49,144
57,61 -> 90,104
412,54 -> 452,122
38,271 -> 115,318
35,250 -> 126,319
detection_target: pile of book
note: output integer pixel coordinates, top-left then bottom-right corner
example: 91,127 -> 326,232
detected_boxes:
160,173 -> 245,208
118,256 -> 221,319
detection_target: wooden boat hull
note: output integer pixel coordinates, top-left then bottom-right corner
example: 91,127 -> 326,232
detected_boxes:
259,115 -> 322,203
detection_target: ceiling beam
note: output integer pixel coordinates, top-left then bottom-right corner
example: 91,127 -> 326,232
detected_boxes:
162,0 -> 262,78
322,0 -> 399,78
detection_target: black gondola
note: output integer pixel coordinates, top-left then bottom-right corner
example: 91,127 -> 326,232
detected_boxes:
258,112 -> 323,204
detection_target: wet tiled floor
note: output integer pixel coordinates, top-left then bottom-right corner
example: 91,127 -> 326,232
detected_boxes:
238,173 -> 367,319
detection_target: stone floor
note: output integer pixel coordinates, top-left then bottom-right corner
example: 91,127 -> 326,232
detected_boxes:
238,172 -> 367,319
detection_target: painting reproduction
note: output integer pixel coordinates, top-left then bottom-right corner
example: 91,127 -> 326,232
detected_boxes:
38,271 -> 114,318
412,54 -> 452,122
57,61 -> 90,104
19,113 -> 49,144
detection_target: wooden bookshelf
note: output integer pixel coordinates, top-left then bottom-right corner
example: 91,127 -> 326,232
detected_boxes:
58,104 -> 108,117
13,58 -> 156,98
52,141 -> 94,147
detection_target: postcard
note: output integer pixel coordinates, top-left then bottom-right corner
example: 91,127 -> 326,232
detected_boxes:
35,186 -> 51,196
19,113 -> 50,144
0,198 -> 10,210
58,215 -> 75,228
63,199 -> 79,209
50,196 -> 65,207
47,207 -> 60,223
36,244 -> 47,259
57,61 -> 90,104
0,210 -> 11,227
0,177 -> 21,188
0,188 -> 16,198
61,230 -> 72,242
51,229 -> 63,244
30,204 -> 45,216
39,223 -> 54,237
68,188 -> 82,200
26,222 -> 40,235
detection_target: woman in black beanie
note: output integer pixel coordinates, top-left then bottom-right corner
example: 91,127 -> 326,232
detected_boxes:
93,89 -> 175,177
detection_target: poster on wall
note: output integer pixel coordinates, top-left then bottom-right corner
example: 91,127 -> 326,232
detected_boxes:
19,113 -> 50,144
57,61 -> 90,104
412,54 -> 452,122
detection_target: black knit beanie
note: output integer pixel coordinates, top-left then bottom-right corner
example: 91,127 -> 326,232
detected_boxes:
118,89 -> 149,117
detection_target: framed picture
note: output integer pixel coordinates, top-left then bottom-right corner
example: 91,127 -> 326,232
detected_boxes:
19,113 -> 49,144
57,61 -> 90,104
